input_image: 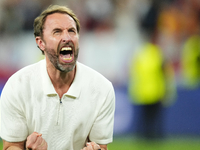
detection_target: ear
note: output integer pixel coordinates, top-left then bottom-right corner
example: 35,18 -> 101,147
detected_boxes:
35,36 -> 45,51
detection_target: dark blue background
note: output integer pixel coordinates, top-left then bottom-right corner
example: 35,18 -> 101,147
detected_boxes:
114,85 -> 200,136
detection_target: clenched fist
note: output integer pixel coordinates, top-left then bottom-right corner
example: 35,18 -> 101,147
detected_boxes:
26,132 -> 47,150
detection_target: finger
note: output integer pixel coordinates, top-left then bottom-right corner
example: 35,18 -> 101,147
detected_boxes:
93,144 -> 101,150
26,133 -> 39,148
38,138 -> 47,148
89,142 -> 101,150
31,136 -> 43,150
86,143 -> 93,150
89,142 -> 96,146
33,131 -> 42,136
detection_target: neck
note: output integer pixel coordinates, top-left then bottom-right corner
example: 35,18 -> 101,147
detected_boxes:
47,63 -> 76,99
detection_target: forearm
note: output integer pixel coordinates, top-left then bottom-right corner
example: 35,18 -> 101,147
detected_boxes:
3,140 -> 25,150
5,146 -> 23,150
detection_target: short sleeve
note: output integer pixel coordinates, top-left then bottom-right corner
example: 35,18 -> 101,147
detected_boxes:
89,84 -> 115,144
0,78 -> 28,142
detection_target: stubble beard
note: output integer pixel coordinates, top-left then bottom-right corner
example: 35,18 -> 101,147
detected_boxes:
45,47 -> 79,73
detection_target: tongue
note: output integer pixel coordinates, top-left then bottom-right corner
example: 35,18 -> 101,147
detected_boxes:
60,54 -> 73,63
61,54 -> 71,58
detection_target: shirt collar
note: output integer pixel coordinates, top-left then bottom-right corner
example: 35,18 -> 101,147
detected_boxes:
41,59 -> 81,99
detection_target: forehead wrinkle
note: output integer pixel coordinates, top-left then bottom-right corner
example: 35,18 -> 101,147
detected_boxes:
44,13 -> 77,31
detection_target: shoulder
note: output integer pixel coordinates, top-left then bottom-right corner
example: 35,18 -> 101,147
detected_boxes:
77,62 -> 112,87
76,62 -> 114,99
3,60 -> 45,93
8,60 -> 44,82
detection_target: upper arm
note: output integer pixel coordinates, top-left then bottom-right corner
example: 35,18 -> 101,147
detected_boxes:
3,140 -> 25,150
89,85 -> 115,144
1,79 -> 28,141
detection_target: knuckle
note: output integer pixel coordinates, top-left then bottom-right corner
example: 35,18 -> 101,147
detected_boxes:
26,143 -> 32,148
32,145 -> 37,150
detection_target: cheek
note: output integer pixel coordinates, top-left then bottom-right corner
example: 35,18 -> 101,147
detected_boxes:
73,37 -> 79,48
45,38 -> 59,50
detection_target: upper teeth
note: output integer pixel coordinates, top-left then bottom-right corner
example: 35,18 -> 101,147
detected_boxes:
61,47 -> 72,51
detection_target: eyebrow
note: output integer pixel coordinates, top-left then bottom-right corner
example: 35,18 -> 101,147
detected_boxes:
51,26 -> 77,34
52,28 -> 62,32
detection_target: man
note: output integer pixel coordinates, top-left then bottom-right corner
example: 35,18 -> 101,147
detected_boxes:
0,5 -> 115,150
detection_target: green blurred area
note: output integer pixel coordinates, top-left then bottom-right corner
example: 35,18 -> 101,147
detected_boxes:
108,135 -> 200,150
1,136 -> 200,150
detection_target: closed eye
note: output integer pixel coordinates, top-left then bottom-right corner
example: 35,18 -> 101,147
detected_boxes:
53,28 -> 62,34
69,28 -> 76,33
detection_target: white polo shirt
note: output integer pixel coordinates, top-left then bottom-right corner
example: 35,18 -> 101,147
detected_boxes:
0,59 -> 115,150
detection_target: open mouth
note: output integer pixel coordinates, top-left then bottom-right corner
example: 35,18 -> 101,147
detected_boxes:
60,47 -> 73,62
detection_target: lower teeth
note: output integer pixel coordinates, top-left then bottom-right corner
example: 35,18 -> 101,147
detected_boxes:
63,57 -> 72,60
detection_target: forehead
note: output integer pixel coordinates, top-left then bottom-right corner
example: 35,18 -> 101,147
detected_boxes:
44,13 -> 76,30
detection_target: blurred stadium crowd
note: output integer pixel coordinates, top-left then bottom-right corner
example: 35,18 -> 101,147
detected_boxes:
0,0 -> 200,86
0,0 -> 200,136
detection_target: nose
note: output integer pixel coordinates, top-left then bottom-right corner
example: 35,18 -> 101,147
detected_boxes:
62,31 -> 71,43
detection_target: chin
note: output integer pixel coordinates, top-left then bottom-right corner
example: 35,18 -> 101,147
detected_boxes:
57,63 -> 76,73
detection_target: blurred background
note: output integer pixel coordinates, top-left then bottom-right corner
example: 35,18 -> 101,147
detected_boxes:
0,0 -> 200,149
